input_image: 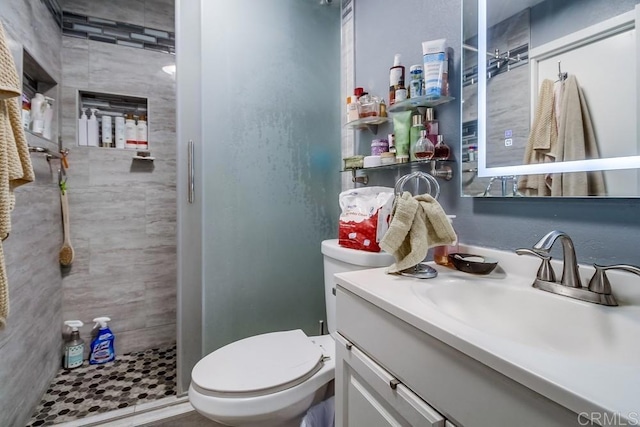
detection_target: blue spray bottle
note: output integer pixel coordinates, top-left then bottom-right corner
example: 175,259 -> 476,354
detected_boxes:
89,316 -> 116,364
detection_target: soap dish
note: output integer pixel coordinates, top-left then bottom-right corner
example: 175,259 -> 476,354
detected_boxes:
449,253 -> 498,275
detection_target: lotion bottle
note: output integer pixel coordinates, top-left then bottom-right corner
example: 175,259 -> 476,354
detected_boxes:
78,108 -> 88,146
87,109 -> 99,147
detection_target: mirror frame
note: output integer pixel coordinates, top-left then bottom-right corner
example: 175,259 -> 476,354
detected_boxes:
476,0 -> 640,179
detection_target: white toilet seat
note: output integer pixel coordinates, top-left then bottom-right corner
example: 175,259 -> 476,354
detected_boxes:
189,333 -> 335,426
191,330 -> 326,397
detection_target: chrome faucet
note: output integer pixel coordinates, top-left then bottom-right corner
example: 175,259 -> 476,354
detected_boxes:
516,230 -> 640,306
532,230 -> 581,289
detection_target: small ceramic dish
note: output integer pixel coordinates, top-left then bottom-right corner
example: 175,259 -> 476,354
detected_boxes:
448,253 -> 498,275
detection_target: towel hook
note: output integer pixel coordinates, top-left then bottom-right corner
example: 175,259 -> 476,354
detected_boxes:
557,61 -> 568,82
394,171 -> 441,200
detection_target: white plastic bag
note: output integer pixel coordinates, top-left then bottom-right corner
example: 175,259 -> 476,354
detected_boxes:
338,186 -> 394,252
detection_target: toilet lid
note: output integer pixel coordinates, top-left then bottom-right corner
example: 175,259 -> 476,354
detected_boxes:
191,329 -> 324,397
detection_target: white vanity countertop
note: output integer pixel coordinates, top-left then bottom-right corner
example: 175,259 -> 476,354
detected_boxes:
334,245 -> 640,422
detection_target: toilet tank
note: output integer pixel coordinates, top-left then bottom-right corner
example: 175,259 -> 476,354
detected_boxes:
321,239 -> 394,336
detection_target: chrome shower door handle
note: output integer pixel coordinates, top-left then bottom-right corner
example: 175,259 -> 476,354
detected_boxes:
188,140 -> 194,204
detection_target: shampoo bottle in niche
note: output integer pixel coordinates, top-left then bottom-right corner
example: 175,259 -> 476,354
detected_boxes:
136,115 -> 148,150
87,109 -> 99,147
114,116 -> 125,149
89,317 -> 115,365
125,114 -> 137,149
77,108 -> 88,146
63,320 -> 84,370
101,114 -> 113,147
30,93 -> 46,135
42,97 -> 55,140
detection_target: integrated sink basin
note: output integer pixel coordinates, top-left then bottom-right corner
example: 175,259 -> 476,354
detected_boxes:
411,276 -> 640,365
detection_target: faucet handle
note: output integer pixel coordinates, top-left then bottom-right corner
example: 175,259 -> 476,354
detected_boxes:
515,248 -> 556,282
588,264 -> 640,295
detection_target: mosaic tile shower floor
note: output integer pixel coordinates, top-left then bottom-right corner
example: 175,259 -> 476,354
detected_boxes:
27,346 -> 176,426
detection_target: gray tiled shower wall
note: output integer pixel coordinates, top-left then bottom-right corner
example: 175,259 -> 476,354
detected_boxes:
59,0 -> 177,358
0,2 -> 64,426
0,0 -> 176,425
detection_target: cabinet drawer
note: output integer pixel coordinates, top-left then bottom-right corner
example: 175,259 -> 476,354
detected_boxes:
336,286 -> 581,427
336,332 -> 445,427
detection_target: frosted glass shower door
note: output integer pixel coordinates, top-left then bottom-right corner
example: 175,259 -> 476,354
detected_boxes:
177,0 -> 341,392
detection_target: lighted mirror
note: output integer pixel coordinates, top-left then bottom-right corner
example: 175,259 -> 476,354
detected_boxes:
462,0 -> 640,197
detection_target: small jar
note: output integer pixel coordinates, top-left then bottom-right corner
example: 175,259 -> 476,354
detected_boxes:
371,138 -> 389,156
434,215 -> 458,266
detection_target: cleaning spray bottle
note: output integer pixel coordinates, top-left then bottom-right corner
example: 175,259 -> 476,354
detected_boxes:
63,320 -> 84,369
89,317 -> 116,365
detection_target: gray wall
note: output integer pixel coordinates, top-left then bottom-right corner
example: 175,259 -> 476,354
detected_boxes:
60,0 -> 177,356
0,2 -> 64,426
355,0 -> 640,266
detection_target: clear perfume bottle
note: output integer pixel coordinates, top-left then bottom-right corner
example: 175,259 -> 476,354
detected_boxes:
412,130 -> 434,161
433,135 -> 450,160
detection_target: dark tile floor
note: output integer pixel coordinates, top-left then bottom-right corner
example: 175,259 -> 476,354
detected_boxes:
27,346 -> 176,426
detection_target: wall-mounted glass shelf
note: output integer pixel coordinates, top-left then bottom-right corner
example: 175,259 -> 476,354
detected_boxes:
342,159 -> 454,184
387,95 -> 455,113
344,116 -> 390,134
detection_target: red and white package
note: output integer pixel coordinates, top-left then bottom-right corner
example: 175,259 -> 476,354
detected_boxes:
338,187 -> 395,252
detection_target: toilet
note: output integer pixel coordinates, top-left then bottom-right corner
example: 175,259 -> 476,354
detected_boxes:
188,239 -> 394,427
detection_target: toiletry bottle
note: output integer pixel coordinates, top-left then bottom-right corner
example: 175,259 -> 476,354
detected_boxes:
87,109 -> 99,147
21,94 -> 31,130
78,108 -> 88,146
101,114 -> 113,147
346,96 -> 359,122
89,317 -> 115,365
63,320 -> 84,370
136,115 -> 148,150
379,99 -> 387,117
389,53 -> 405,106
425,108 -> 439,145
412,129 -> 434,161
30,93 -> 46,135
409,113 -> 425,162
125,114 -> 137,149
433,135 -> 450,160
114,116 -> 125,149
409,64 -> 424,98
434,215 -> 458,266
42,97 -> 55,140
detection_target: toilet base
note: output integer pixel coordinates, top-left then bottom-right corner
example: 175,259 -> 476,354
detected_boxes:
197,382 -> 331,427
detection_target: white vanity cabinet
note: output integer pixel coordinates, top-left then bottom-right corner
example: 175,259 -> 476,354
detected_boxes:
334,285 -> 583,427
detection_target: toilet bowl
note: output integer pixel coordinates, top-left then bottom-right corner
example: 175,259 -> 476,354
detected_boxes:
189,240 -> 394,426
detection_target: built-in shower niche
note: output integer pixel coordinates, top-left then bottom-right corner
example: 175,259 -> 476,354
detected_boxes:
77,90 -> 149,151
22,48 -> 59,147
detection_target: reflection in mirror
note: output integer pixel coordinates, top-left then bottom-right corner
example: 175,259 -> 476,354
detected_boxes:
462,0 -> 640,197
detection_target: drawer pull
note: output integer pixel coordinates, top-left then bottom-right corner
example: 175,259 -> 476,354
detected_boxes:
345,342 -> 353,350
332,287 -> 336,296
389,378 -> 400,390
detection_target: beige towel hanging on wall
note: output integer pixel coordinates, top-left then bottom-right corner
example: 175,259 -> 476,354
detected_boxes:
0,20 -> 35,328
